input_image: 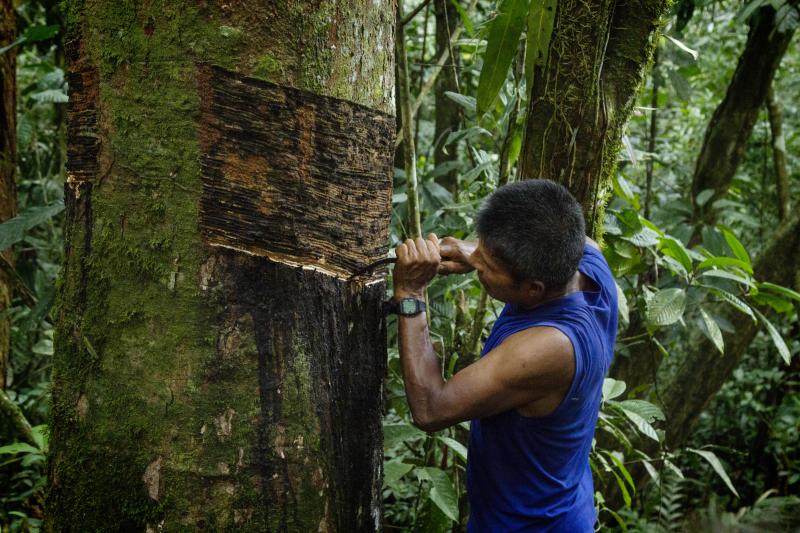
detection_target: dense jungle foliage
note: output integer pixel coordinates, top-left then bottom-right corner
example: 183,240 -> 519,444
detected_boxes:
0,0 -> 798,531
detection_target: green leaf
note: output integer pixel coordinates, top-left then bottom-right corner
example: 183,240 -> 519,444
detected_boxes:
444,91 -> 476,113
24,24 -> 60,42
664,34 -> 699,60
754,308 -> 791,365
0,202 -> 65,251
699,307 -> 724,354
620,408 -> 660,442
524,0 -> 557,94
603,451 -> 635,494
31,425 -> 48,450
612,470 -> 632,507
659,236 -> 692,274
418,467 -> 459,522
616,399 -> 665,422
688,449 -> 739,498
719,226 -> 751,267
616,282 -> 629,327
645,288 -> 686,327
437,436 -> 468,462
450,0 -> 474,35
383,423 -> 425,450
383,461 -> 413,487
708,288 -> 756,321
30,89 -> 69,103
476,0 -> 529,115
697,256 -> 753,275
0,442 -> 39,455
700,270 -> 756,289
695,188 -> 714,206
602,378 -> 626,401
758,282 -> 800,302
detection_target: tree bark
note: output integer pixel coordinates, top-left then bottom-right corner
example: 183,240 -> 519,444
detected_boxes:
519,0 -> 668,235
48,2 -> 394,531
689,3 -> 796,233
765,85 -> 791,221
0,0 -> 17,390
433,0 -> 461,194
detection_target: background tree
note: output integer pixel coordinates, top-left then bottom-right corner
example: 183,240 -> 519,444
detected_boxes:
48,1 -> 394,530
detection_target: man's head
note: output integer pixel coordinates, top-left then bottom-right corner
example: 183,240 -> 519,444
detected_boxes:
473,179 -> 585,304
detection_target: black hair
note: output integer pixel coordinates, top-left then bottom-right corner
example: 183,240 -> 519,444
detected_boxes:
475,179 -> 585,291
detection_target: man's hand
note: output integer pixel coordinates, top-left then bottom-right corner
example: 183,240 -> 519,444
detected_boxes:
438,237 -> 477,275
394,234 -> 441,300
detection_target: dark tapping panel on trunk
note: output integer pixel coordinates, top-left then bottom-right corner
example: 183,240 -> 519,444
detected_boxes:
197,65 -> 395,277
65,36 -> 99,184
202,249 -> 386,531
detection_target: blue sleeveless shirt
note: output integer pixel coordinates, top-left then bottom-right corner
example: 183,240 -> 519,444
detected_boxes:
466,244 -> 618,532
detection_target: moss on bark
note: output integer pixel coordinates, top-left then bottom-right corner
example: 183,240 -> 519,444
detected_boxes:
49,1 -> 393,530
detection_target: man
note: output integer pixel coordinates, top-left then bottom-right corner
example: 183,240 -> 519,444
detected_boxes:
391,179 -> 618,532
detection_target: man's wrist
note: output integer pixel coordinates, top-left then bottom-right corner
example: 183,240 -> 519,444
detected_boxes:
393,290 -> 425,301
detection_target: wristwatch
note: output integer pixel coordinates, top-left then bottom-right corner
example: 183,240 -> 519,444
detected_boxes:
385,297 -> 427,316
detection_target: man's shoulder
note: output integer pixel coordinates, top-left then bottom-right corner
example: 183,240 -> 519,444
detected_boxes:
493,326 -> 574,387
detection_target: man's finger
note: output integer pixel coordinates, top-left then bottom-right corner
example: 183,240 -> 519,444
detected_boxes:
396,243 -> 408,262
414,237 -> 428,260
405,238 -> 418,259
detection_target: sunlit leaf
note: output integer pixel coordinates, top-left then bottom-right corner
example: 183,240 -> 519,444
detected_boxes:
754,308 -> 791,365
719,226 -> 751,267
437,436 -> 468,462
418,467 -> 459,522
603,378 -> 626,401
645,288 -> 686,327
664,34 -> 699,60
699,307 -> 724,354
616,399 -> 665,422
620,408 -> 660,442
688,448 -> 739,498
697,256 -> 753,275
759,282 -> 800,302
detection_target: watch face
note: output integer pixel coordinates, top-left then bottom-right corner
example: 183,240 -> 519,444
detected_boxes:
400,299 -> 417,314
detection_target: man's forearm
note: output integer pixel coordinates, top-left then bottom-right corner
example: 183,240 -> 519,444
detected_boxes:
398,312 -> 445,431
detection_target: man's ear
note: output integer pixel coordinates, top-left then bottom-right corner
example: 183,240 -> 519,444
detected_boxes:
523,280 -> 546,299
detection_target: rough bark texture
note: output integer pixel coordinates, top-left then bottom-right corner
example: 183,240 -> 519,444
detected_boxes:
0,0 -> 16,389
689,3 -> 796,231
766,86 -> 791,221
519,0 -> 668,235
49,1 -> 394,531
433,0 -> 461,194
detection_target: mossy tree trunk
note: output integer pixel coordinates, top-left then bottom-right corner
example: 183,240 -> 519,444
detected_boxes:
519,0 -> 669,236
49,1 -> 394,531
0,0 -> 16,390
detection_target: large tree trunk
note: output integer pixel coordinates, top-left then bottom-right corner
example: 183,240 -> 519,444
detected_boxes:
0,0 -> 16,390
689,3 -> 796,233
48,2 -> 395,531
520,0 -> 668,235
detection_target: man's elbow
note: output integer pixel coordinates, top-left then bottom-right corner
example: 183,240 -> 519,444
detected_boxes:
410,410 -> 449,433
